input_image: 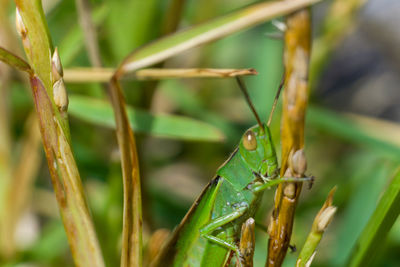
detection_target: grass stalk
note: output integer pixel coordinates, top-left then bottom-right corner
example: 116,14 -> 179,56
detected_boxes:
266,6 -> 311,267
63,67 -> 257,82
13,0 -> 104,265
108,76 -> 143,267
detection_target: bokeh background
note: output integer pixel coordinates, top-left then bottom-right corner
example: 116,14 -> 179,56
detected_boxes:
1,0 -> 400,266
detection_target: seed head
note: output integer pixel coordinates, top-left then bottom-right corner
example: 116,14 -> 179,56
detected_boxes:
317,206 -> 337,232
291,149 -> 307,175
51,47 -> 63,82
53,79 -> 68,111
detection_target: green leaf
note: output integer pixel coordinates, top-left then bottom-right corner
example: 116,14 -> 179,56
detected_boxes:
117,0 -> 323,75
348,169 -> 400,267
0,46 -> 31,73
68,95 -> 225,142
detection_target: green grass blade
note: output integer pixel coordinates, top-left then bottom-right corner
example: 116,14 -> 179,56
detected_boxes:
68,95 -> 225,142
0,46 -> 32,73
348,169 -> 400,267
116,0 -> 322,76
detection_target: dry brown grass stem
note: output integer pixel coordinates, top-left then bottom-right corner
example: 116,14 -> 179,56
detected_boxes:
109,76 -> 143,267
267,7 -> 311,267
63,67 -> 257,82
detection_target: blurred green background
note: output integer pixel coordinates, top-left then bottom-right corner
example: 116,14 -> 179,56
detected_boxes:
1,0 -> 400,266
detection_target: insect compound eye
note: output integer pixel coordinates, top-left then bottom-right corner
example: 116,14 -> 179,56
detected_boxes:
243,130 -> 257,151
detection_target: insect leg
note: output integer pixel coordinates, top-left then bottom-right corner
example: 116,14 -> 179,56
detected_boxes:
199,206 -> 247,251
252,176 -> 313,193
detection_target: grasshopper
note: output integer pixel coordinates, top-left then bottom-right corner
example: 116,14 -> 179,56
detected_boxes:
151,77 -> 309,266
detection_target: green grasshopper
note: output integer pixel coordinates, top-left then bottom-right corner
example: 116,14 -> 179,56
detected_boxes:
151,77 -> 309,267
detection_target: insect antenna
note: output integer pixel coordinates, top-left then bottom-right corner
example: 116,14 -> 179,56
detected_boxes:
267,70 -> 285,127
235,77 -> 264,133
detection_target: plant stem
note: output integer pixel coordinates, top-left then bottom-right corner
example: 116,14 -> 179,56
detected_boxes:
109,76 -> 143,267
63,67 -> 257,82
14,1 -> 104,265
266,5 -> 311,267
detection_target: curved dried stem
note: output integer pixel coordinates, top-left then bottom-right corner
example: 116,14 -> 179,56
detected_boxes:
109,76 -> 143,267
266,7 -> 311,267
